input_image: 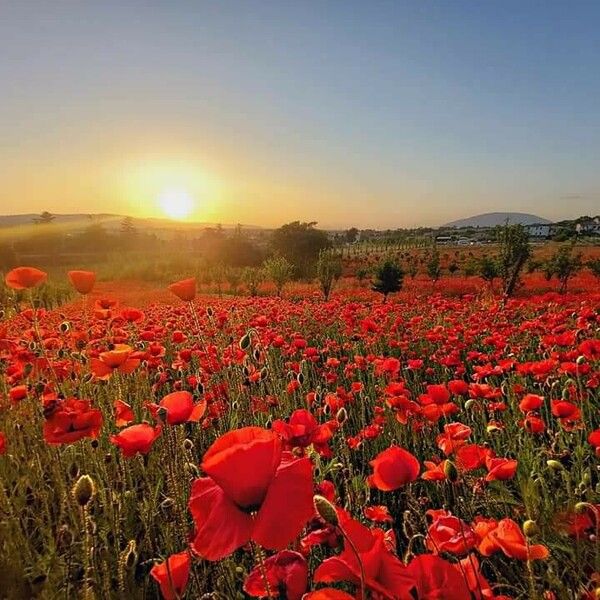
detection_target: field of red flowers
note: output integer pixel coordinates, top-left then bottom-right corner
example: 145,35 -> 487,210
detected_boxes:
1,267 -> 599,599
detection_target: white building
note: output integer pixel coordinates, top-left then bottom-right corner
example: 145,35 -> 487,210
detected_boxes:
526,224 -> 551,238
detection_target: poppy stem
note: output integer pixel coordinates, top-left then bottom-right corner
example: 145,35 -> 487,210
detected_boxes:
251,542 -> 274,599
338,523 -> 366,600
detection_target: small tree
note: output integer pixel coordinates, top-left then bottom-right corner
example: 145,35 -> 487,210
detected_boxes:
372,259 -> 404,302
545,245 -> 583,293
479,256 -> 498,289
316,253 -> 343,301
242,266 -> 265,297
225,267 -> 242,295
448,262 -> 459,276
587,258 -> 600,280
426,247 -> 441,283
356,267 -> 369,285
497,223 -> 531,298
264,256 -> 294,297
407,263 -> 418,280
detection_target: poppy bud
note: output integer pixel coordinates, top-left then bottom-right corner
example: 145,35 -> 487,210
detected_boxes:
207,306 -> 213,317
297,372 -> 304,385
336,407 -> 348,424
73,474 -> 95,507
183,438 -> 194,451
313,495 -> 339,527
253,348 -> 261,361
124,540 -> 137,569
260,367 -> 268,380
465,399 -> 476,410
239,333 -> 251,350
576,355 -> 585,365
60,321 -> 70,333
523,520 -> 538,537
546,460 -> 563,471
486,423 -> 501,434
444,460 -> 459,482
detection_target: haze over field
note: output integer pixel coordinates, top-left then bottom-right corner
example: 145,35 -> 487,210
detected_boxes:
2,1 -> 600,228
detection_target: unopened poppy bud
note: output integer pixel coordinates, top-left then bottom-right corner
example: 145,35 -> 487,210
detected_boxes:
73,475 -> 95,507
546,460 -> 563,471
486,424 -> 501,434
124,540 -> 137,568
464,399 -> 476,410
239,333 -> 251,350
314,495 -> 339,527
207,306 -> 213,317
523,520 -> 538,537
576,355 -> 585,365
183,438 -> 194,451
260,367 -> 268,380
574,501 -> 590,514
336,407 -> 348,424
59,321 -> 70,333
444,460 -> 459,482
156,407 -> 168,423
297,372 -> 305,385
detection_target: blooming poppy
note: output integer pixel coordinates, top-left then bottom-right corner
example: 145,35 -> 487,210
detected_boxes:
5,266 -> 47,290
404,554 -> 471,600
0,432 -> 5,454
147,391 -> 206,425
368,445 -> 420,491
589,429 -> 600,456
188,426 -> 313,560
90,344 -> 140,379
485,457 -> 518,481
272,409 -> 332,456
478,518 -> 549,561
168,278 -> 196,302
243,550 -> 307,600
303,591 -> 354,600
67,270 -> 96,295
43,398 -> 103,445
314,512 -> 414,599
114,400 -> 134,427
150,551 -> 191,600
110,423 -> 162,457
425,509 -> 478,556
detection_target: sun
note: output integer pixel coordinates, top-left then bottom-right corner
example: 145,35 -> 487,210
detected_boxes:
158,188 -> 194,220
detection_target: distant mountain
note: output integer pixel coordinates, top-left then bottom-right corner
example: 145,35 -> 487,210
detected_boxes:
0,213 -> 263,231
443,212 -> 551,228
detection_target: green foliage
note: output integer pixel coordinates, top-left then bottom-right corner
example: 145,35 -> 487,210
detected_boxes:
544,244 -> 583,293
263,255 -> 294,297
271,221 -> 330,278
496,223 -> 531,298
426,246 -> 441,282
372,259 -> 404,300
242,266 -> 265,297
587,258 -> 600,279
316,253 -> 342,300
479,255 -> 499,284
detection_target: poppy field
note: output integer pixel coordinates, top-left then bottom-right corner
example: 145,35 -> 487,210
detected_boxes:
1,267 -> 599,599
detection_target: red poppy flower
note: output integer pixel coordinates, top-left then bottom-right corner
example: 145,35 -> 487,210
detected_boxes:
436,422 -> 471,456
110,423 -> 162,457
5,266 -> 48,290
147,391 -> 206,425
404,554 -> 471,600
478,518 -> 549,561
43,398 -> 103,445
364,504 -> 394,523
114,400 -> 134,427
314,513 -> 414,599
243,550 -> 307,600
0,432 -> 6,454
272,409 -> 332,456
421,460 -> 448,481
589,429 -> 600,456
426,509 -> 477,556
168,278 -> 196,302
150,551 -> 191,600
90,344 -> 140,379
485,457 -> 518,481
67,270 -> 96,295
188,427 -> 313,560
304,591 -> 354,600
368,445 -> 420,491
519,394 -> 544,412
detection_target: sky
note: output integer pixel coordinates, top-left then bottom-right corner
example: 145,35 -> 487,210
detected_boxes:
1,1 -> 599,229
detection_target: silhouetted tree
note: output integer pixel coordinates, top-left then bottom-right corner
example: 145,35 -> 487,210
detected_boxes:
316,253 -> 342,300
497,223 -> 531,298
426,246 -> 441,282
345,227 -> 359,243
264,256 -> 294,297
544,244 -> 583,293
372,259 -> 404,301
271,221 -> 330,278
479,256 -> 498,289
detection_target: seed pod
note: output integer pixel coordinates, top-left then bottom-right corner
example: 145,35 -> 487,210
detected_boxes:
73,475 -> 95,507
239,333 -> 251,350
546,460 -> 563,472
523,520 -> 538,537
442,460 -> 458,482
314,495 -> 339,527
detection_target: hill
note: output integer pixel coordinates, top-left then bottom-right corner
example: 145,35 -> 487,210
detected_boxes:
443,212 -> 551,228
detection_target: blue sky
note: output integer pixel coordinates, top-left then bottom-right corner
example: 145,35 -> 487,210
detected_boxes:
1,1 -> 599,227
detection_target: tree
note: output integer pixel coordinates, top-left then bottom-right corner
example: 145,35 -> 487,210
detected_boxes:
478,256 -> 498,289
496,223 -> 531,298
356,267 -> 369,285
345,227 -> 359,243
34,211 -> 55,225
316,253 -> 342,301
545,244 -> 583,293
587,258 -> 600,280
372,259 -> 404,301
264,256 -> 294,297
242,266 -> 265,297
426,247 -> 441,283
225,267 -> 242,295
271,221 -> 330,278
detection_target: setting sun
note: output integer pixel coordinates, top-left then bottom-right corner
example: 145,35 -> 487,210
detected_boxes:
158,188 -> 194,220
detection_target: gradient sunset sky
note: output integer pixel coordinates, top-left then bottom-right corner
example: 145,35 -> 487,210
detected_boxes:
2,1 -> 599,228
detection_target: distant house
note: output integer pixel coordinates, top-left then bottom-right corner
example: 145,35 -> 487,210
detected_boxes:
526,224 -> 551,239
576,218 -> 600,236
435,236 -> 453,244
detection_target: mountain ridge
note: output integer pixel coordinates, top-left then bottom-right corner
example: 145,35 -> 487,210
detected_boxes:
443,212 -> 551,228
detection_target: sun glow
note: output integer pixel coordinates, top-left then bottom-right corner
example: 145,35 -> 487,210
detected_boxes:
158,188 -> 194,220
